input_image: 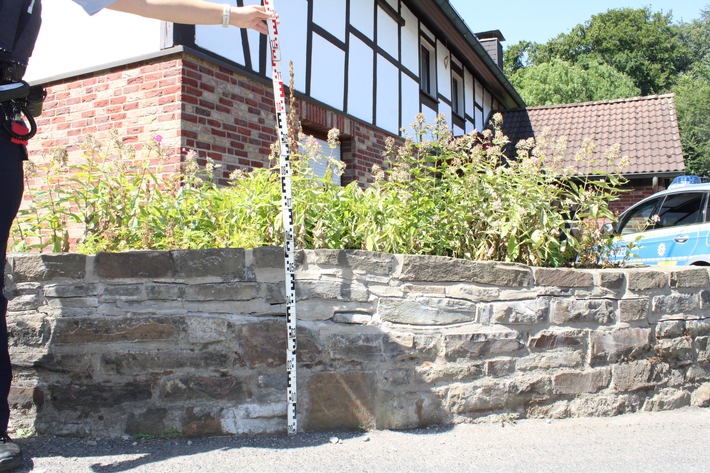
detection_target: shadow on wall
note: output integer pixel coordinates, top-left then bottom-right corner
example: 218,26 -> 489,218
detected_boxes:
4,247 -> 710,449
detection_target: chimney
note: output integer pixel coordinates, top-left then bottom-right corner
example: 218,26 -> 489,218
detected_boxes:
475,30 -> 505,70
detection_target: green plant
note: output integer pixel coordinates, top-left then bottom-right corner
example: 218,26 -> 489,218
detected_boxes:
12,113 -> 628,268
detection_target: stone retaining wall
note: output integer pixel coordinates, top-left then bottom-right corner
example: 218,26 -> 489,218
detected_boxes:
4,248 -> 710,437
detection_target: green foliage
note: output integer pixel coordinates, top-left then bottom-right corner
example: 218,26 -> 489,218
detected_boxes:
674,63 -> 710,177
532,7 -> 692,96
12,116 -> 628,268
509,57 -> 640,106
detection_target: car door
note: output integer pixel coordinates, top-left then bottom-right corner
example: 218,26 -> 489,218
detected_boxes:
612,196 -> 664,264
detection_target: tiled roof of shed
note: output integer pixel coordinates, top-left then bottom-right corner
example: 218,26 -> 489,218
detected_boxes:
497,94 -> 685,177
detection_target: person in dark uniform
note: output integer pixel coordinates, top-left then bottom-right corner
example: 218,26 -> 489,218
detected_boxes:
0,1 -> 274,470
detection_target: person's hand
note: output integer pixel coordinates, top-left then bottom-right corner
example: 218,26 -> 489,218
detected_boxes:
231,5 -> 278,35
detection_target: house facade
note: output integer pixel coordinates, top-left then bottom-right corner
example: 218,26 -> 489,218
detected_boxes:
26,0 -> 524,186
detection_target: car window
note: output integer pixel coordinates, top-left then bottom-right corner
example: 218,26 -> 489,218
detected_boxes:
656,192 -> 705,228
619,197 -> 662,234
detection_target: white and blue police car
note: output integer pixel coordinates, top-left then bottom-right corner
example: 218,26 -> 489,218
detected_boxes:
606,176 -> 710,266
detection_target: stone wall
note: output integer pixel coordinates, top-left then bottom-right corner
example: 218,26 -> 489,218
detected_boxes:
4,249 -> 710,437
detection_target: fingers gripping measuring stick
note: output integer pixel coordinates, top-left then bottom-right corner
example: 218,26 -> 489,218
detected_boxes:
265,0 -> 298,436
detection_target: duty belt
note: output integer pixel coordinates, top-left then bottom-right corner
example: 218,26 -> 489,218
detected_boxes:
0,61 -> 26,84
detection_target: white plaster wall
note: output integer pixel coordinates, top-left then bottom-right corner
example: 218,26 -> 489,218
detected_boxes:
376,55 -> 399,134
25,0 -> 160,82
377,6 -> 399,59
436,41 -> 450,100
400,5 -> 418,75
483,89 -> 492,127
401,74 -> 420,133
274,0 -> 309,92
347,34 -> 374,123
350,0 -> 375,39
311,33 -> 345,109
313,0 -> 346,42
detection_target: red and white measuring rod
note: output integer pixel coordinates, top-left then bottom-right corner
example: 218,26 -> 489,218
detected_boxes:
264,0 -> 298,436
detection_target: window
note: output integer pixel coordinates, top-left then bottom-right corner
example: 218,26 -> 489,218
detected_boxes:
656,193 -> 705,228
618,198 -> 661,234
420,40 -> 435,96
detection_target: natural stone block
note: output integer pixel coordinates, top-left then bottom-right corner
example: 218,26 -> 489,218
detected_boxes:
569,393 -> 641,417
528,328 -> 586,350
183,407 -> 226,437
378,297 -> 476,325
94,251 -> 176,279
306,249 -> 395,276
656,320 -> 686,339
551,299 -> 615,325
306,372 -> 376,430
160,375 -> 250,401
691,382 -> 710,407
652,293 -> 699,315
534,268 -> 593,288
54,317 -> 182,344
296,280 -> 369,302
484,298 -> 549,325
375,391 -> 447,430
398,255 -> 530,287
485,358 -> 516,377
627,270 -> 667,292
446,374 -> 551,414
618,298 -> 649,323
50,382 -> 152,409
590,327 -> 652,363
685,319 -> 710,337
172,248 -> 246,280
235,320 -> 286,368
600,271 -> 625,290
11,253 -> 86,282
7,314 -> 52,347
7,294 -> 42,312
670,268 -> 710,288
101,350 -> 232,375
643,388 -> 691,411
443,327 -> 522,361
516,351 -> 584,371
553,368 -> 611,395
527,400 -> 570,419
611,360 -> 668,392
655,337 -> 694,363
126,408 -> 168,436
415,361 -> 484,384
44,283 -> 99,298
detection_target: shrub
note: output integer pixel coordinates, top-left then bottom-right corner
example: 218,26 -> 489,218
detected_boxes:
11,115 -> 628,268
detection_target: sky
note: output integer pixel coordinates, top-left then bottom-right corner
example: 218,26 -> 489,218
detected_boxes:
449,0 -> 708,46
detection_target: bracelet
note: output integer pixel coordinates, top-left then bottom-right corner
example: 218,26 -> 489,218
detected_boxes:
221,4 -> 230,28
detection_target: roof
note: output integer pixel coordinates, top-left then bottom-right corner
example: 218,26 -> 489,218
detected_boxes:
497,94 -> 685,178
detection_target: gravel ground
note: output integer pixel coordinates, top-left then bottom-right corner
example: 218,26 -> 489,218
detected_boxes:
11,407 -> 710,472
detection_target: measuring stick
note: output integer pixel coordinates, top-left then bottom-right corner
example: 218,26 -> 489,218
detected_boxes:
264,0 -> 298,436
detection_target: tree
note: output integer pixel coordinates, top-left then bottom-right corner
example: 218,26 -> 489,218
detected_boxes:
674,8 -> 710,176
531,8 -> 692,96
509,57 -> 640,106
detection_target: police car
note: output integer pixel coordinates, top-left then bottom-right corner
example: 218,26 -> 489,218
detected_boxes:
606,176 -> 710,266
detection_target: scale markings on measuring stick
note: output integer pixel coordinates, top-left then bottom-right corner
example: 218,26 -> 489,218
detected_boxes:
264,0 -> 297,436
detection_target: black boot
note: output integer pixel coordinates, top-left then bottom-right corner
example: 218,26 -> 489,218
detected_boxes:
0,434 -> 21,471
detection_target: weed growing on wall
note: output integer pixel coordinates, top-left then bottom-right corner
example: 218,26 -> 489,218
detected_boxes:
11,115 -> 628,268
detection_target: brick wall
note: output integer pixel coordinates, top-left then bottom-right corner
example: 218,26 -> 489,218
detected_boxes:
26,50 -> 395,189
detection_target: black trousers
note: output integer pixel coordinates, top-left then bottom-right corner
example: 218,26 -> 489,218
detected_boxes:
0,134 -> 25,434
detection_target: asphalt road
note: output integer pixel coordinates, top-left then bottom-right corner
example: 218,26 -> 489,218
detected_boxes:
12,407 -> 710,472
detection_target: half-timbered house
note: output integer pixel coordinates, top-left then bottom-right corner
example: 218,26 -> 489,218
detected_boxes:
26,0 -> 524,185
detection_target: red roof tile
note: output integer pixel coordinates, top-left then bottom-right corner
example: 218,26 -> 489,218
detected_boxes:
498,95 -> 685,177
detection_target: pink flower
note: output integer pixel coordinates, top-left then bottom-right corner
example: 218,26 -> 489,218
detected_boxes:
155,134 -> 163,143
